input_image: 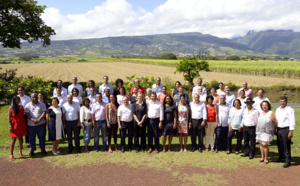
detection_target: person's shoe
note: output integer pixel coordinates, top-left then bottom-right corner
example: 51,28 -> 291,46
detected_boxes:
211,148 -> 215,152
227,151 -> 231,155
249,155 -> 254,159
235,151 -> 239,155
136,149 -> 139,153
29,151 -> 35,157
241,154 -> 249,157
109,147 -> 112,153
205,148 -> 209,152
154,149 -> 159,153
52,150 -> 57,156
141,149 -> 145,153
121,147 -> 125,153
179,148 -> 183,152
128,149 -> 132,152
68,149 -> 72,154
95,149 -> 99,152
199,148 -> 202,153
56,150 -> 60,154
283,162 -> 290,168
273,159 -> 284,163
147,148 -> 152,153
76,150 -> 81,154
191,147 -> 196,152
41,149 -> 47,155
215,150 -> 218,153
9,154 -> 15,161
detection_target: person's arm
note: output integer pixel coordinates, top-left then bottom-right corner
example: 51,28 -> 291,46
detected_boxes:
77,112 -> 80,127
288,108 -> 296,139
37,111 -> 46,124
202,105 -> 207,126
8,106 -> 14,132
80,107 -> 86,130
270,112 -> 278,129
92,114 -> 96,128
215,105 -> 218,128
62,113 -> 66,128
118,116 -> 122,129
188,105 -> 192,129
173,109 -> 178,129
159,103 -> 164,129
105,104 -> 110,128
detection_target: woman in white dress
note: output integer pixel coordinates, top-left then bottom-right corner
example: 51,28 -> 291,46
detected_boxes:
46,98 -> 65,155
80,98 -> 93,153
256,101 -> 278,164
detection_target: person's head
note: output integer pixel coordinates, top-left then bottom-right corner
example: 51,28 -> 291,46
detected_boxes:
11,96 -> 21,115
163,94 -> 174,106
87,80 -> 95,88
175,81 -> 181,88
197,86 -> 203,95
146,88 -> 152,97
257,88 -> 265,98
210,87 -> 216,95
178,86 -> 184,94
245,98 -> 254,109
82,97 -> 90,108
206,95 -> 214,105
162,86 -> 167,94
72,87 -> 79,97
50,97 -> 59,107
279,96 -> 288,108
220,95 -> 226,105
123,96 -> 129,106
104,88 -> 110,97
119,86 -> 126,95
56,87 -> 62,96
72,77 -> 78,84
57,80 -> 63,88
240,90 -> 245,98
135,79 -> 140,86
233,99 -> 241,109
197,78 -> 202,86
219,82 -> 224,90
224,85 -> 230,94
137,93 -> 144,102
115,79 -> 123,87
109,94 -> 119,108
103,75 -> 109,84
38,92 -> 45,101
96,93 -> 102,103
261,100 -> 271,112
67,94 -> 73,104
89,87 -> 95,96
194,93 -> 200,103
31,93 -> 38,104
151,92 -> 157,102
242,82 -> 248,89
155,77 -> 161,85
180,94 -> 186,105
17,86 -> 25,96
133,86 -> 138,94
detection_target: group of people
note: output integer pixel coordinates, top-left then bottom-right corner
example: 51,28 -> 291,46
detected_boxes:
8,76 -> 296,168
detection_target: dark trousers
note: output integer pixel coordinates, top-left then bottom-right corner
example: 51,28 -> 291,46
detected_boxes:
227,129 -> 243,152
24,116 -> 30,143
215,126 -> 228,151
107,123 -> 118,146
277,127 -> 291,163
134,122 -> 146,150
243,126 -> 256,156
191,119 -> 204,149
148,118 -> 160,149
28,123 -> 46,152
120,121 -> 134,149
66,120 -> 80,151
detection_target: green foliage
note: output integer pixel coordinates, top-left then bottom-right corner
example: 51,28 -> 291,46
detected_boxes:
19,54 -> 39,61
174,58 -> 210,88
226,55 -> 241,60
0,0 -> 56,48
0,68 -> 17,81
161,53 -> 177,60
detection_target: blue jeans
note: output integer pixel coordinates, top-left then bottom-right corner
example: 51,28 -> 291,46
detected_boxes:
94,120 -> 107,150
28,123 -> 46,152
83,125 -> 92,146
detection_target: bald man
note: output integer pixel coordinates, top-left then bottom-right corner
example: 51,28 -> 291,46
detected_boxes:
237,82 -> 252,98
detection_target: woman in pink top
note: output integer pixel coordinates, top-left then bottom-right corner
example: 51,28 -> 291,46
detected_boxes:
158,86 -> 170,104
116,86 -> 128,105
210,87 -> 219,105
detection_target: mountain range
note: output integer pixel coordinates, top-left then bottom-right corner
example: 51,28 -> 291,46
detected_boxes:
0,30 -> 299,59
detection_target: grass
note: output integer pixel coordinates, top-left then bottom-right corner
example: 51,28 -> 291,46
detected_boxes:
0,105 -> 300,184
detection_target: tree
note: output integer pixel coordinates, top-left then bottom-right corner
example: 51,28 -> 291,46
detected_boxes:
0,0 -> 56,48
226,55 -> 241,60
161,53 -> 177,60
174,58 -> 209,88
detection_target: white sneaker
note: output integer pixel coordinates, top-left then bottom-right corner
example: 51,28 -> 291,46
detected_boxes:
56,150 -> 60,154
52,150 -> 57,156
184,148 -> 187,152
180,148 -> 183,152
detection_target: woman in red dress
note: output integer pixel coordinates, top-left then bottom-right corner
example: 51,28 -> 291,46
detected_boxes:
8,96 -> 27,160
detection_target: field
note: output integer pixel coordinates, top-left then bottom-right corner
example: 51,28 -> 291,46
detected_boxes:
1,61 -> 300,87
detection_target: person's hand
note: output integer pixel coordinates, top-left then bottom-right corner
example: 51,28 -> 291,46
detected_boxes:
63,124 -> 66,129
107,123 -> 111,128
288,131 -> 293,139
173,124 -> 177,129
215,123 -> 218,128
77,122 -> 80,127
238,127 -> 243,133
201,121 -> 205,127
93,123 -> 96,128
159,122 -> 163,129
138,123 -> 143,128
119,125 -> 122,129
82,124 -> 86,130
229,126 -> 232,132
9,126 -> 14,133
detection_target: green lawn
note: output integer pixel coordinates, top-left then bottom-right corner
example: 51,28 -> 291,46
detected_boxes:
0,105 -> 299,184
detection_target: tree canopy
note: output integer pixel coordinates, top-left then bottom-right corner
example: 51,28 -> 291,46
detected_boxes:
0,0 -> 55,48
174,58 -> 209,88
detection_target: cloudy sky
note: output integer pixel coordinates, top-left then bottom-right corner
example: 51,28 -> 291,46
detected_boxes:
38,0 -> 300,40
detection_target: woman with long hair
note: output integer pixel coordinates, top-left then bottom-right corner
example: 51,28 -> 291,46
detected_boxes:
116,86 -> 128,106
106,94 -> 120,152
80,98 -> 93,153
171,81 -> 181,98
85,80 -> 97,97
177,95 -> 190,152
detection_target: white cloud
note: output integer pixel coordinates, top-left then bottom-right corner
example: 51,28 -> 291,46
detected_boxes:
41,0 -> 300,40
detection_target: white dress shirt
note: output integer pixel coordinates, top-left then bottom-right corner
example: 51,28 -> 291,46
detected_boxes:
117,104 -> 133,122
99,83 -> 113,96
73,96 -> 82,105
53,87 -> 68,99
80,106 -> 92,126
62,102 -> 81,121
147,100 -> 164,121
68,84 -> 83,97
216,89 -> 225,96
223,93 -> 236,108
242,107 -> 259,127
217,103 -> 230,127
192,85 -> 207,98
253,96 -> 270,112
152,83 -> 164,96
56,96 -> 67,107
18,94 -> 31,107
275,106 -> 296,130
190,101 -> 207,120
88,95 -> 97,106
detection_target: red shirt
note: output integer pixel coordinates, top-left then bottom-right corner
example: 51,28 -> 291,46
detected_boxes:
206,105 -> 216,122
130,86 -> 145,95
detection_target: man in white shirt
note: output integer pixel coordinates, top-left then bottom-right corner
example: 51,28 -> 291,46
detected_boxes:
62,94 -> 81,154
55,87 -> 67,107
99,75 -> 113,96
216,95 -> 230,152
223,85 -> 235,107
17,86 -> 31,145
88,87 -> 97,106
53,80 -> 67,98
197,86 -> 207,103
253,89 -> 270,112
192,78 -> 207,98
190,93 -> 207,152
68,77 -> 83,97
274,96 -> 296,168
241,98 -> 259,159
117,96 -> 134,153
147,92 -> 164,153
237,82 -> 253,98
152,77 -> 164,97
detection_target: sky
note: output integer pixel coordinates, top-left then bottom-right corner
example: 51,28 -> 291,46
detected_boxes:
37,0 -> 300,40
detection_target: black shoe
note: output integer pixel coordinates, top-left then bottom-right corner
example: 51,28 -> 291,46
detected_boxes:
241,154 -> 249,157
199,148 -> 202,153
29,151 -> 35,157
68,149 -> 72,154
191,147 -> 196,152
227,151 -> 231,155
121,148 -> 125,153
128,149 -> 132,152
215,150 -> 218,153
141,149 -> 145,153
273,159 -> 284,163
41,149 -> 47,155
76,150 -> 81,154
249,155 -> 254,159
283,162 -> 290,168
136,149 -> 139,153
95,149 -> 99,152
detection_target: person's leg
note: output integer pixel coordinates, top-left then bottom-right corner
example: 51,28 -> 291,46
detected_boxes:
281,128 -> 291,164
153,119 -> 160,150
205,124 -> 210,149
190,119 -> 197,149
56,140 -> 60,152
179,133 -> 183,149
66,121 -> 73,152
215,127 -> 221,151
221,127 -> 228,151
120,121 -> 126,150
249,127 -> 256,157
197,123 -> 204,150
162,135 -> 166,151
10,137 -> 17,156
72,121 -> 80,152
141,123 -> 146,151
227,129 -> 234,152
243,127 -> 250,155
148,120 -> 154,150
28,125 -> 37,152
134,122 -> 140,150
37,124 -> 46,150
107,125 -> 112,147
17,136 -> 23,154
168,135 -> 173,150
259,143 -> 264,161
263,144 -> 269,162
128,122 -> 134,150
236,129 -> 243,152
94,121 -> 100,151
209,123 -> 215,150
184,134 -> 188,150
100,120 -> 107,150
112,124 -> 118,146
24,116 -> 30,144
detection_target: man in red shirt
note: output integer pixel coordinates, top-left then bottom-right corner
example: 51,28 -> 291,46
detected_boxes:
130,79 -> 145,95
